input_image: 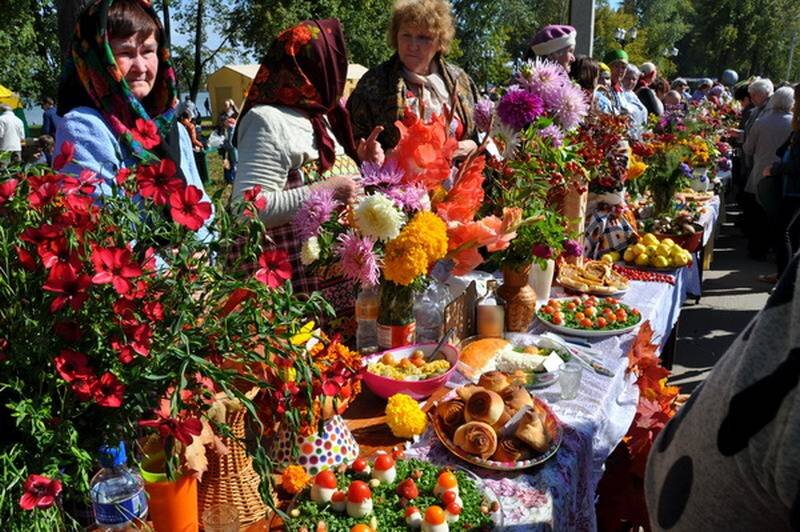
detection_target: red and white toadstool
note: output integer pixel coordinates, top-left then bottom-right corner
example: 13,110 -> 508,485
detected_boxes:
405,506 -> 423,528
330,490 -> 346,512
371,453 -> 397,484
310,470 -> 338,504
346,480 -> 373,518
421,505 -> 449,532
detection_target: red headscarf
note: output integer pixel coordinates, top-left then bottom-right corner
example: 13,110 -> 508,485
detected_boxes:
238,19 -> 358,173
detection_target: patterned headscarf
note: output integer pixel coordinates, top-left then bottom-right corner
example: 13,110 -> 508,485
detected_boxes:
58,0 -> 178,165
237,19 -> 358,173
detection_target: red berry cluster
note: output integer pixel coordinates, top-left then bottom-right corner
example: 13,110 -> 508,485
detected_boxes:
612,264 -> 676,285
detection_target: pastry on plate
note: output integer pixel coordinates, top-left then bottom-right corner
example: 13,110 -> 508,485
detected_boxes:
464,389 -> 505,425
436,400 -> 465,434
514,410 -> 549,452
453,421 -> 498,458
500,385 -> 534,412
478,370 -> 511,393
491,437 -> 531,462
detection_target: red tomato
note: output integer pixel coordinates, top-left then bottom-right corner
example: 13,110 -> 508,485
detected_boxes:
316,469 -> 338,489
575,312 -> 585,321
616,310 -> 628,321
347,480 -> 372,503
585,306 -> 597,317
596,317 -> 607,328
606,314 -> 617,324
553,316 -> 564,325
541,306 -> 553,315
566,302 -> 577,311
632,308 -> 640,316
553,311 -> 564,321
374,454 -> 395,471
580,318 -> 593,328
548,299 -> 559,308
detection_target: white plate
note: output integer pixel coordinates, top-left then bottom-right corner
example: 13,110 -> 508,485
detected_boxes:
503,333 -> 565,388
535,298 -> 642,338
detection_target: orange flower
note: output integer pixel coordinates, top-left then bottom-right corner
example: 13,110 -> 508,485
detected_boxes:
446,209 -> 519,275
281,465 -> 311,494
436,155 -> 486,224
391,112 -> 457,191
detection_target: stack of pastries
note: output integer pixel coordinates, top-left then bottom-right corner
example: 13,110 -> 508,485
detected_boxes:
433,371 -> 551,463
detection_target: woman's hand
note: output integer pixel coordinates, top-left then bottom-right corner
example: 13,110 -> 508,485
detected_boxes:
763,166 -> 773,177
310,174 -> 360,205
357,126 -> 385,166
453,139 -> 478,160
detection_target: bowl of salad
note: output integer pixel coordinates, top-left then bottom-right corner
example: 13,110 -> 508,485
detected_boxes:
536,295 -> 642,338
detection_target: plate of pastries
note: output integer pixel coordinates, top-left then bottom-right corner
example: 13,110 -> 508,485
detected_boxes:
556,259 -> 630,296
428,371 -> 563,471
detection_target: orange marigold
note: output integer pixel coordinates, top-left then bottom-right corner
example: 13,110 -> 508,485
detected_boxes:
281,465 -> 311,494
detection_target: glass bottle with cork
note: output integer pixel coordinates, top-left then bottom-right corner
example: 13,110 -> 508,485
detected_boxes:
477,279 -> 505,338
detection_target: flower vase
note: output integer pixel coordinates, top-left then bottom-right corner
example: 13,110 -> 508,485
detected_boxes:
498,265 -> 537,332
143,474 -> 199,532
690,167 -> 711,192
560,187 -> 588,239
270,414 -> 360,476
528,259 -> 555,303
377,281 -> 416,349
198,407 -> 268,528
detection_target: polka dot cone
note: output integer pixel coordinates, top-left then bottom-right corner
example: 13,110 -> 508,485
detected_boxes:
270,415 -> 359,474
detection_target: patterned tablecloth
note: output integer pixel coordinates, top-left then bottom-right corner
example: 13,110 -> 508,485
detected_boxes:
407,278 -> 688,530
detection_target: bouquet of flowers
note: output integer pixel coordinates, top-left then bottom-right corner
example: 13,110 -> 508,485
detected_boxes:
0,146 -> 329,528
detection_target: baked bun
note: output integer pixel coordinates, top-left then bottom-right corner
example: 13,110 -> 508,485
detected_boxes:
455,384 -> 482,402
501,385 -> 534,412
437,400 -> 465,434
478,370 -> 511,393
514,410 -> 549,452
491,437 -> 531,462
453,421 -> 498,458
464,389 -> 505,425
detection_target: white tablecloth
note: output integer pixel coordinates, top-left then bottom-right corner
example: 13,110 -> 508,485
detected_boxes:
407,278 -> 687,530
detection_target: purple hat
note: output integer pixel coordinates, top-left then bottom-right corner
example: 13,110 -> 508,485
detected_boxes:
530,25 -> 577,56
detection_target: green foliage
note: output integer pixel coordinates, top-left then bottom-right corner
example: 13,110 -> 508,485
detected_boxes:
0,0 -> 60,102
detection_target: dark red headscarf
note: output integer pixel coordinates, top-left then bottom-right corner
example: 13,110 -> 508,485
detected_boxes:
237,19 -> 358,173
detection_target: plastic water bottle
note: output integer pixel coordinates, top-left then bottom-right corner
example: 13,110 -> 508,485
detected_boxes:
356,285 -> 379,353
414,262 -> 454,344
90,441 -> 148,530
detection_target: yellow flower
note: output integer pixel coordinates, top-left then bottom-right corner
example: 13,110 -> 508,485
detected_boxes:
290,321 -> 316,346
382,211 -> 448,286
281,464 -> 311,494
385,393 -> 427,438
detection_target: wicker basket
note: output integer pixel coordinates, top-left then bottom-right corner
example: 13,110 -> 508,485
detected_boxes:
198,407 -> 269,527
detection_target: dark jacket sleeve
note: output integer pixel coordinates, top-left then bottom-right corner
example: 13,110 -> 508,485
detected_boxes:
771,135 -> 800,179
636,88 -> 662,117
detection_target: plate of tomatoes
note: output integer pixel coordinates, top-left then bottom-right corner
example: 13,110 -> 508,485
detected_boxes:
536,296 -> 642,338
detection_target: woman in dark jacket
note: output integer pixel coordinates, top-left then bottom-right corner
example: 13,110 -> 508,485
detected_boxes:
346,0 -> 479,157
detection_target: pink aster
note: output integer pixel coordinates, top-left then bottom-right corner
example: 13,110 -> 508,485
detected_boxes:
385,184 -> 429,212
361,159 -> 404,187
497,87 -> 544,131
473,97 -> 495,133
516,58 -> 570,103
335,231 -> 380,287
292,188 -> 340,240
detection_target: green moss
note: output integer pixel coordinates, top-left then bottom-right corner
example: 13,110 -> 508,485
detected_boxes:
285,459 -> 496,531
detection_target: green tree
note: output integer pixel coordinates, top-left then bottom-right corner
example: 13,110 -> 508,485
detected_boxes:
1,0 -> 61,102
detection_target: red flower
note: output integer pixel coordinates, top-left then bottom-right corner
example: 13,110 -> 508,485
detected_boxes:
16,246 -> 37,271
111,339 -> 138,364
136,159 -> 182,205
139,414 -> 202,445
92,372 -> 125,408
242,185 -> 267,217
0,178 -> 18,205
19,474 -> 62,511
54,349 -> 93,383
254,249 -> 292,288
124,322 -> 152,357
71,377 -> 96,401
28,181 -> 60,210
115,168 -> 132,187
168,185 -> 212,231
91,246 -> 143,295
42,264 -> 92,312
53,141 -> 75,171
37,237 -> 78,270
143,300 -> 164,321
219,287 -> 255,317
131,118 -> 161,149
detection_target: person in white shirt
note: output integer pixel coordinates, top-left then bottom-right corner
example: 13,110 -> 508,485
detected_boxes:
0,104 -> 25,164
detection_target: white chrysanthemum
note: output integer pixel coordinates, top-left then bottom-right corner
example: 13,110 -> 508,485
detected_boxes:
354,192 -> 406,241
300,236 -> 321,265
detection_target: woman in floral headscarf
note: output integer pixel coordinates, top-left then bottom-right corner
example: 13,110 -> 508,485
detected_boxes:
231,19 -> 361,323
54,0 -> 210,224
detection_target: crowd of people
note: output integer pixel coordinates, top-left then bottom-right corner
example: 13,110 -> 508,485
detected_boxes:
1,0 -> 800,527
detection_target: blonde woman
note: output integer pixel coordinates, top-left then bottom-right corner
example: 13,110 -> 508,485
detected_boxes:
347,0 -> 479,156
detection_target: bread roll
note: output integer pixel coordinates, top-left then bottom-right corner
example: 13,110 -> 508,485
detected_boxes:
491,437 -> 531,462
514,410 -> 549,452
460,338 -> 510,375
455,384 -> 481,402
465,389 -> 505,425
453,421 -> 498,458
478,370 -> 511,393
501,385 -> 534,412
437,400 -> 465,433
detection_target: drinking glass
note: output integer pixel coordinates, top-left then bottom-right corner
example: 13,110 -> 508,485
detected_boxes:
202,504 -> 239,532
559,361 -> 583,400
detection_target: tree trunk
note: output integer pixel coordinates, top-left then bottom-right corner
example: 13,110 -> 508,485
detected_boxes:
56,0 -> 91,59
161,0 -> 172,51
189,0 -> 205,102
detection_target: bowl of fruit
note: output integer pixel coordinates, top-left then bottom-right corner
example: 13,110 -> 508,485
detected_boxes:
363,344 -> 460,400
616,233 -> 693,271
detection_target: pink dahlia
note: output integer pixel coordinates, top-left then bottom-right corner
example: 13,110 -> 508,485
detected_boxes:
385,184 -> 429,212
539,124 -> 564,147
293,188 -> 340,240
517,58 -> 570,104
550,83 -> 589,130
336,231 -> 380,286
497,87 -> 544,131
361,159 -> 404,187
